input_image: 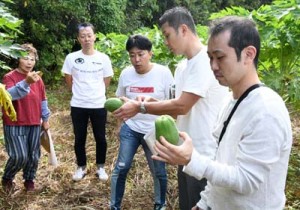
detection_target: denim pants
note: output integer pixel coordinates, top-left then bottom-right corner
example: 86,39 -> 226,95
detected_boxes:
71,107 -> 107,166
110,123 -> 167,209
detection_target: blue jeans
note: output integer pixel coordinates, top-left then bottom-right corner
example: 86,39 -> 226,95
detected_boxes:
110,123 -> 167,210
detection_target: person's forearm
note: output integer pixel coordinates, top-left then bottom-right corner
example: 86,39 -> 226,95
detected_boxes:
64,74 -> 72,90
143,91 -> 200,116
104,77 -> 111,88
143,98 -> 186,116
41,100 -> 51,121
7,80 -> 30,100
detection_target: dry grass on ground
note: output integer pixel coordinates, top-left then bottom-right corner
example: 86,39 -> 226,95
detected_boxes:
0,85 -> 179,210
0,84 -> 299,210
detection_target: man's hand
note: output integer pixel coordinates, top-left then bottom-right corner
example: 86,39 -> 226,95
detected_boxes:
136,95 -> 158,102
113,97 -> 139,121
152,132 -> 193,165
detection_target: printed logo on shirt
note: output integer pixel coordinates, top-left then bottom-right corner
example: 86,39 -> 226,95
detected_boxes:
92,62 -> 103,65
75,58 -> 84,64
73,67 -> 103,73
130,87 -> 154,93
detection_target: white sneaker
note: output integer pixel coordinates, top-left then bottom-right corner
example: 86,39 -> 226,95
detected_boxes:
72,167 -> 86,181
96,168 -> 108,181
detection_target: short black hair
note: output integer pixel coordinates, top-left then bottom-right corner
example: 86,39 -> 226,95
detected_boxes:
209,16 -> 260,68
126,35 -> 152,52
158,6 -> 196,34
77,22 -> 95,35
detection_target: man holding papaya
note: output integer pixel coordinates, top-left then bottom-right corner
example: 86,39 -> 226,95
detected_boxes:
152,16 -> 293,210
110,35 -> 174,210
114,7 -> 228,210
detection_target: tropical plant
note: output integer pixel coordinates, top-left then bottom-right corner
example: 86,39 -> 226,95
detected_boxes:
210,0 -> 300,105
122,0 -> 159,33
95,26 -> 184,83
0,0 -> 24,72
7,0 -> 128,84
95,32 -> 129,83
255,0 -> 300,104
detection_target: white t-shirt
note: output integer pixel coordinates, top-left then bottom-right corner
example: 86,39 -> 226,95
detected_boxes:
183,86 -> 292,210
116,63 -> 174,134
62,50 -> 114,108
175,46 -> 229,159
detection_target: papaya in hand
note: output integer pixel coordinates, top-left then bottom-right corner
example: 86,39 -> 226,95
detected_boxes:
104,97 -> 123,112
155,115 -> 179,145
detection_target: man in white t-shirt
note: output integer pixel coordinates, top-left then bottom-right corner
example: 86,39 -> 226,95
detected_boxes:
62,22 -> 114,182
110,35 -> 174,210
114,7 -> 228,210
152,16 -> 292,210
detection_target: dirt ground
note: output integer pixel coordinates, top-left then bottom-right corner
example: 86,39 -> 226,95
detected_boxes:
0,86 -> 180,210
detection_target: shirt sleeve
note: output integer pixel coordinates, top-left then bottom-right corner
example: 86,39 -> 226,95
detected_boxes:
183,148 -> 211,180
183,52 -> 213,98
163,67 -> 174,100
186,113 -> 289,195
103,54 -> 114,78
3,77 -> 30,101
115,69 -> 125,97
197,183 -> 212,210
61,54 -> 72,75
41,100 -> 51,121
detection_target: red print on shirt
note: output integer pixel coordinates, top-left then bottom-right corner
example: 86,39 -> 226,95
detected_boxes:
130,87 -> 154,93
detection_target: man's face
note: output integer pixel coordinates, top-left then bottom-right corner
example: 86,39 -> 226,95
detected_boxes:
161,22 -> 184,55
128,47 -> 152,74
207,30 -> 246,87
77,26 -> 96,50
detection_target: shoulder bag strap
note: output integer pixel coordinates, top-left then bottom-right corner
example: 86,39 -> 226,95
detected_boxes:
218,83 -> 263,144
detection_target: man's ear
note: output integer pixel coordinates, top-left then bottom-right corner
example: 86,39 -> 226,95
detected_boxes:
180,24 -> 189,36
149,50 -> 153,58
244,46 -> 257,64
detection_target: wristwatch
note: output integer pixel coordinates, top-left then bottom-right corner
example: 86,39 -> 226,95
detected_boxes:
140,102 -> 147,114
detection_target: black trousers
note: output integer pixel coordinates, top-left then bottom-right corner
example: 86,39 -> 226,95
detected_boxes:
71,107 -> 107,166
178,165 -> 207,210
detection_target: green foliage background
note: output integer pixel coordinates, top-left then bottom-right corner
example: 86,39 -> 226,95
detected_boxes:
0,0 -> 299,208
2,0 -> 298,104
0,0 -> 24,70
0,0 -> 271,82
93,0 -> 300,105
209,0 -> 300,104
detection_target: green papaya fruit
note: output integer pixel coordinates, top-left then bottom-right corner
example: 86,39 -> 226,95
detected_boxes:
155,115 -> 179,145
104,97 -> 123,112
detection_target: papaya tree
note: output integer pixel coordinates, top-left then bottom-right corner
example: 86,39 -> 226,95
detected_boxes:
94,26 -> 184,84
0,0 -> 24,73
210,0 -> 300,104
254,0 -> 300,104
